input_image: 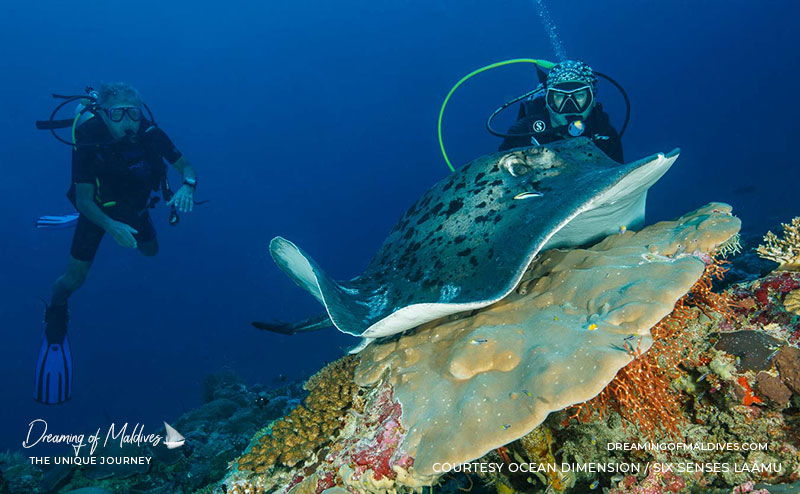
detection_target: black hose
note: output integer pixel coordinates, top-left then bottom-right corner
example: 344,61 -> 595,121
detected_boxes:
594,71 -> 631,138
486,70 -> 631,140
485,88 -> 543,138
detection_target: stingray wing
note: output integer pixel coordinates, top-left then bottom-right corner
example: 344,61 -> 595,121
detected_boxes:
269,139 -> 678,339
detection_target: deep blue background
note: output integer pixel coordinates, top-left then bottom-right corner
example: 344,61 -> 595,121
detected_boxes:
1,1 -> 798,451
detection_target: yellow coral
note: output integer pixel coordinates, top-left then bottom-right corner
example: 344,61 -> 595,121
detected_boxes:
518,426 -> 573,491
757,217 -> 800,270
785,288 -> 800,315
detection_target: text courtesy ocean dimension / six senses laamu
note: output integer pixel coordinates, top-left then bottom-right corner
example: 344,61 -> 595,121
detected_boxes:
432,461 -> 783,475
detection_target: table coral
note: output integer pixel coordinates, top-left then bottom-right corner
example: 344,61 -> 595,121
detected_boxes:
757,217 -> 800,271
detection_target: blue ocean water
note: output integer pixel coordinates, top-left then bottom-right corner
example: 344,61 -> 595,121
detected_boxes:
0,0 -> 798,453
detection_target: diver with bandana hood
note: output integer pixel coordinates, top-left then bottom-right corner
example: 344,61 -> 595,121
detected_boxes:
498,60 -> 623,163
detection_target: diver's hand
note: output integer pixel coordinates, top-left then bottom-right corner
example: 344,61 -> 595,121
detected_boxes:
167,185 -> 194,213
105,220 -> 138,249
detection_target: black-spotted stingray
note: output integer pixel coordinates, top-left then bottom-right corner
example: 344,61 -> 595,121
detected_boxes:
255,138 -> 678,347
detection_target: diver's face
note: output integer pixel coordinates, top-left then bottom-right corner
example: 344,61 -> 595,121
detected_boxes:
546,81 -> 595,127
99,100 -> 143,140
547,102 -> 595,127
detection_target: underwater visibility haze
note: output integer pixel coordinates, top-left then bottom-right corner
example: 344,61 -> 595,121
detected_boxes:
0,1 -> 799,493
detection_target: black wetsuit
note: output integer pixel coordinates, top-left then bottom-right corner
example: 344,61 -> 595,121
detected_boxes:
498,98 -> 624,163
69,117 -> 182,261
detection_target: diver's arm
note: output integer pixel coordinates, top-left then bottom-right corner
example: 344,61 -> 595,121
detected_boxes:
166,156 -> 196,212
170,155 -> 196,182
74,183 -> 138,248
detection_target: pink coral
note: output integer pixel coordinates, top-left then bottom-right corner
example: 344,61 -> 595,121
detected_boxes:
347,385 -> 409,481
297,380 -> 413,491
731,480 -> 771,494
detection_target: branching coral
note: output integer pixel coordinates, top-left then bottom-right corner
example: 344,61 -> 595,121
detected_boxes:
235,356 -> 358,474
757,217 -> 800,270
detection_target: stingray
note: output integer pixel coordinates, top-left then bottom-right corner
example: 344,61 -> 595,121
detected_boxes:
255,138 -> 678,346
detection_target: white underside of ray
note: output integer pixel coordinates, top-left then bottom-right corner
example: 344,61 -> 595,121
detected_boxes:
543,149 -> 678,250
270,239 -> 324,303
271,149 -> 679,348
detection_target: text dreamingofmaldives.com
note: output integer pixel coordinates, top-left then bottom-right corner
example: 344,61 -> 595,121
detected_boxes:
607,442 -> 768,451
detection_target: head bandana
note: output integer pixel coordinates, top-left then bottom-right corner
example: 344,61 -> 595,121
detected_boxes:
546,60 -> 597,92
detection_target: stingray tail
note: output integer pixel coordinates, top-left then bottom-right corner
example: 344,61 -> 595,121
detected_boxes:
251,313 -> 333,335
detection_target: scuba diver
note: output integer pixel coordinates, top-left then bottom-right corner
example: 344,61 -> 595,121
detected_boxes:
34,82 -> 198,404
497,60 -> 624,163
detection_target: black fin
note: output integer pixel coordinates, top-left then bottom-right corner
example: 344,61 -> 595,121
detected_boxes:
252,314 -> 333,335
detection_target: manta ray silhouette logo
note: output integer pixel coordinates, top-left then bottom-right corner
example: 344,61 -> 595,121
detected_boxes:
532,120 -> 547,133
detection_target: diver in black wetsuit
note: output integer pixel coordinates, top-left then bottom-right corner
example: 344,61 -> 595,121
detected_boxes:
35,82 -> 198,404
498,60 -> 624,163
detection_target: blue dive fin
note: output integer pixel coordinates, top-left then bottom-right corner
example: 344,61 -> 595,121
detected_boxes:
34,306 -> 73,404
36,213 -> 79,230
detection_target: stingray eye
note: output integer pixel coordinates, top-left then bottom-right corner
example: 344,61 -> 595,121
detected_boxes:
499,154 -> 531,177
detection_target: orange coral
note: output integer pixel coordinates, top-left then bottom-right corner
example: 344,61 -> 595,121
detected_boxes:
736,377 -> 763,406
567,254 -> 735,438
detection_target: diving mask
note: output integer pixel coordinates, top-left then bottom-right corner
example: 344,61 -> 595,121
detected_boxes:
104,105 -> 143,123
545,82 -> 594,115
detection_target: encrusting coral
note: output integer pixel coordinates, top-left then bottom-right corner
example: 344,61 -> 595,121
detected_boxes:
355,203 -> 740,482
757,216 -> 800,270
567,251 -> 735,437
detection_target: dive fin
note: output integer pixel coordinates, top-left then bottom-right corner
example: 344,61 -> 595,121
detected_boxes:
252,313 -> 333,335
36,213 -> 79,230
34,304 -> 73,404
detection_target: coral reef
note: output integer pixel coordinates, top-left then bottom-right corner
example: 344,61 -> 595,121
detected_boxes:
757,217 -> 800,271
469,257 -> 800,493
568,251 -> 736,438
355,203 -> 740,479
784,289 -> 800,315
222,366 -> 415,494
11,207 -> 800,494
234,356 -> 358,474
724,271 -> 800,346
